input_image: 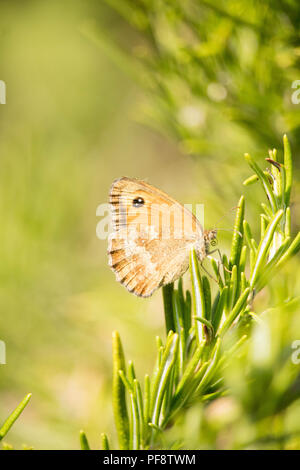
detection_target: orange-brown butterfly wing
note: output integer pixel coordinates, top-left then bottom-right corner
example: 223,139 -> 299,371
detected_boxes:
108,177 -> 205,297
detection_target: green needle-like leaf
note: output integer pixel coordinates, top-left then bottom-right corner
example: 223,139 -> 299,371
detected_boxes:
229,195 -> 245,268
172,289 -> 184,332
283,134 -> 292,207
250,210 -> 284,288
255,238 -> 291,291
276,232 -> 300,270
119,370 -> 134,393
245,153 -> 277,213
285,207 -> 291,238
184,290 -> 192,333
175,341 -> 205,397
112,331 -> 129,450
243,174 -> 259,186
212,286 -> 228,333
79,430 -> 90,450
128,360 -> 136,385
143,374 -> 150,432
228,265 -> 238,311
162,284 -> 175,334
0,393 -> 32,442
189,248 -> 206,343
101,433 -> 110,450
243,220 -> 256,252
219,287 -> 251,336
261,203 -> 273,219
210,257 -> 224,288
202,276 -> 212,321
239,245 -> 247,273
129,392 -> 140,450
194,316 -> 214,342
260,214 -> 267,238
150,333 -> 179,426
134,379 -> 145,445
196,338 -> 222,394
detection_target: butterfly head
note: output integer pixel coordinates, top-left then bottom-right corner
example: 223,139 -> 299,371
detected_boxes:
204,229 -> 218,252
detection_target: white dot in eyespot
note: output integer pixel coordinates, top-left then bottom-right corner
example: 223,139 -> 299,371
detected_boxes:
133,197 -> 145,208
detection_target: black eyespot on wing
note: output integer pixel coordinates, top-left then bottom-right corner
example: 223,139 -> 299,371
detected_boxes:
133,197 -> 145,207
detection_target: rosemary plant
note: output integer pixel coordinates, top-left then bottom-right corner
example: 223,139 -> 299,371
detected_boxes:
80,135 -> 299,450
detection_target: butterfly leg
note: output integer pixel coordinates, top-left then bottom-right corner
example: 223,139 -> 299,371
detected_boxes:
208,248 -> 232,274
200,261 -> 218,284
206,255 -> 224,285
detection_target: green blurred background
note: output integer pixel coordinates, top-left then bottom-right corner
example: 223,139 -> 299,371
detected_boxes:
0,0 -> 299,449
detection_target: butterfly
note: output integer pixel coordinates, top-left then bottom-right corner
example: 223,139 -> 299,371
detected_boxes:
108,177 -> 217,297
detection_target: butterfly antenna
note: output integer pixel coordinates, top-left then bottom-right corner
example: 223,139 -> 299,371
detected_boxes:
217,228 -> 243,238
214,206 -> 239,229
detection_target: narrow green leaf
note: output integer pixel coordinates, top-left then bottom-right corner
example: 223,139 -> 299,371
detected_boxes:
143,374 -> 150,432
268,149 -> 282,208
276,232 -> 300,270
177,278 -> 185,314
148,422 -> 163,434
211,291 -> 220,318
285,207 -> 291,238
222,254 -> 230,285
243,220 -> 256,252
212,286 -> 228,332
228,265 -> 238,311
119,370 -> 134,393
175,341 -> 205,397
210,257 -> 224,288
160,366 -> 176,427
189,249 -> 205,342
280,162 -> 286,209
194,316 -> 214,342
179,361 -> 209,409
255,237 -> 291,291
244,153 -> 277,213
201,390 -> 227,402
178,328 -> 186,376
162,284 -> 175,334
128,361 -> 136,385
79,430 -> 90,450
184,290 -> 192,333
283,134 -> 292,206
243,174 -> 259,186
156,336 -> 163,350
250,210 -> 284,287
196,338 -> 222,394
0,393 -> 32,442
250,248 -> 255,276
150,333 -> 179,426
101,433 -> 110,450
172,290 -> 184,333
239,245 -> 247,276
229,195 -> 245,267
151,345 -> 164,396
260,214 -> 267,238
240,272 -> 248,292
261,203 -> 273,219
202,276 -> 211,321
129,392 -> 140,450
219,287 -> 251,336
171,361 -> 209,418
112,331 -> 129,450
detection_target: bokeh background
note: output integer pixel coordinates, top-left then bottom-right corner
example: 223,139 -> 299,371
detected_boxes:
0,0 -> 299,449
